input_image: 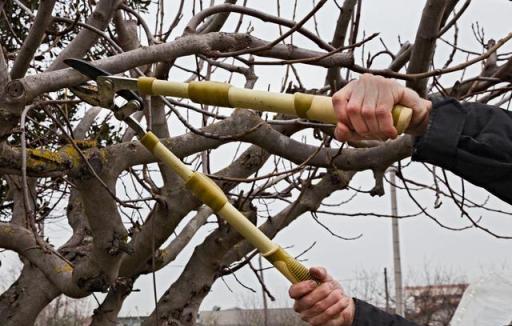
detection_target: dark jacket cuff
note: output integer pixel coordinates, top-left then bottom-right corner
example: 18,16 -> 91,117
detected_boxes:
353,298 -> 419,326
412,97 -> 466,169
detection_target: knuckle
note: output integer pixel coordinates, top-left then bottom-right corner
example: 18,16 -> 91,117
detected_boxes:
313,301 -> 327,312
346,103 -> 359,114
387,78 -> 398,87
319,285 -> 331,296
361,73 -> 372,80
375,75 -> 386,82
332,289 -> 343,300
375,106 -> 389,118
302,297 -> 314,307
361,107 -> 374,119
325,308 -> 338,318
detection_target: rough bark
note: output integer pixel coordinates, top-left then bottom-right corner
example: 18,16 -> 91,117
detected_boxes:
10,0 -> 57,79
406,0 -> 447,96
325,0 -> 357,91
47,0 -> 123,71
0,265 -> 60,326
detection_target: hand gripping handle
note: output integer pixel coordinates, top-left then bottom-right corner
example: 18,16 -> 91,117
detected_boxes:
137,77 -> 414,136
264,246 -> 313,284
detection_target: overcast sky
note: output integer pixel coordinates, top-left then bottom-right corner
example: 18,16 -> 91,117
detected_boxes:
1,0 -> 512,317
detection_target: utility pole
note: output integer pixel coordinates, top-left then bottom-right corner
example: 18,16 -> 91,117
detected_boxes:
389,169 -> 405,316
259,256 -> 269,326
384,267 -> 390,313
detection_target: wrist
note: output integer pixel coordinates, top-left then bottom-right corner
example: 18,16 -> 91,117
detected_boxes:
342,297 -> 356,326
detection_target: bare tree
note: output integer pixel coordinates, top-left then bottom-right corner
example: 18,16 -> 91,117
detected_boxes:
0,1 -> 510,325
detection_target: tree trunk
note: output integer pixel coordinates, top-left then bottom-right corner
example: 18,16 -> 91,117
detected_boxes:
0,265 -> 60,325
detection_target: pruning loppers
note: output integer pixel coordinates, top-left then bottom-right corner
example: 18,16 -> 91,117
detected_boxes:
65,58 -> 412,284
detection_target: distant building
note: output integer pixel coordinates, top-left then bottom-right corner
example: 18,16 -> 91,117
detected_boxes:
405,283 -> 468,325
115,308 -> 307,326
198,307 -> 307,326
117,316 -> 146,326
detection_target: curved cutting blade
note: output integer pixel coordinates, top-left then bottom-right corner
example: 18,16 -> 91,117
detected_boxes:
64,58 -> 142,103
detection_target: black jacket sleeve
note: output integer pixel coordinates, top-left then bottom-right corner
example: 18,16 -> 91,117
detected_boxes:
351,99 -> 512,326
412,97 -> 512,204
353,299 -> 418,326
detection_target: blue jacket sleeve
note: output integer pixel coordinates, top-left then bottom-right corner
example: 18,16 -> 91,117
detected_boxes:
412,97 -> 512,204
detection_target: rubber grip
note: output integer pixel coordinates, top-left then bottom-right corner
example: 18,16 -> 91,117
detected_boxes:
264,246 -> 313,284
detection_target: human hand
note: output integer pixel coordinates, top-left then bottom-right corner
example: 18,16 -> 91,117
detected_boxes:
332,74 -> 432,141
289,267 -> 355,326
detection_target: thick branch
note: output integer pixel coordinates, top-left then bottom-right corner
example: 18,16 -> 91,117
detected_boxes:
71,177 -> 128,293
406,0 -> 447,96
0,265 -> 60,326
186,4 -> 333,51
0,223 -> 87,297
325,0 -> 357,90
47,0 -> 123,71
10,0 -> 57,79
3,33 -> 352,110
196,0 -> 238,34
108,110 -> 413,174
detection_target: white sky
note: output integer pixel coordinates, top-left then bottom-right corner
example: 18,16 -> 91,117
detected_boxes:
1,0 -> 512,318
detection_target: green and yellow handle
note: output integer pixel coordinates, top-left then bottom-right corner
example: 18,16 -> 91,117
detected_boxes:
137,77 -> 413,134
139,132 -> 311,283
133,78 -> 413,284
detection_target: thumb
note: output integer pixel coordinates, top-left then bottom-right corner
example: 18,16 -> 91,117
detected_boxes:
310,266 -> 331,282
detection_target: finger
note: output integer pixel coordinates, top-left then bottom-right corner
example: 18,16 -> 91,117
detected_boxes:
346,82 -> 368,135
361,79 -> 379,136
394,84 -> 428,126
402,87 -> 429,127
301,288 -> 343,318
308,296 -> 351,326
334,123 -> 369,142
334,122 -> 353,142
289,280 -> 317,299
332,83 -> 353,130
396,86 -> 422,109
294,281 -> 336,312
376,83 -> 397,139
309,266 -> 332,282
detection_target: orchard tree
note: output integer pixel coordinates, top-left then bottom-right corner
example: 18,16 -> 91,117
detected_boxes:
0,0 -> 510,325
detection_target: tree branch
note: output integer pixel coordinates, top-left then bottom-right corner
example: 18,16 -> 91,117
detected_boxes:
10,0 -> 57,79
47,0 -> 123,71
406,0 -> 447,96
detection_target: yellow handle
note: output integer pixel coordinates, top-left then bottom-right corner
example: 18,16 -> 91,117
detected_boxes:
137,77 -> 414,135
139,131 -> 309,283
264,246 -> 313,284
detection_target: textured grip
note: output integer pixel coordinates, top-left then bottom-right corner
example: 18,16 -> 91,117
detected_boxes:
264,247 -> 313,284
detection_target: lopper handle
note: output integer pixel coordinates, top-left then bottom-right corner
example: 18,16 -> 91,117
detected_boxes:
137,78 -> 414,135
139,131 -> 312,284
264,246 -> 313,284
